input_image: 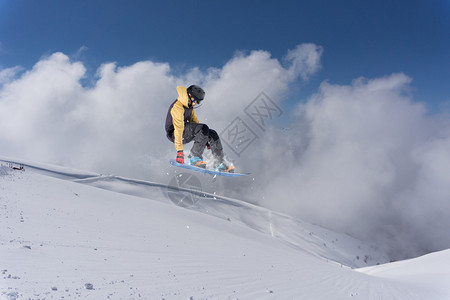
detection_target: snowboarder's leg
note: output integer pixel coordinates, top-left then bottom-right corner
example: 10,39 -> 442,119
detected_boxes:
207,129 -> 234,173
183,123 -> 234,172
207,129 -> 224,162
183,123 -> 209,158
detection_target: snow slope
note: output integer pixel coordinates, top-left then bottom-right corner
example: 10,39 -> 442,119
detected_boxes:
1,157 -> 449,299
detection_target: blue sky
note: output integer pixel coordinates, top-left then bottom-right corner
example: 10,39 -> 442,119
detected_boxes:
0,0 -> 449,111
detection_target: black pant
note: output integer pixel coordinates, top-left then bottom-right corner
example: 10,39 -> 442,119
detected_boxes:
182,123 -> 224,161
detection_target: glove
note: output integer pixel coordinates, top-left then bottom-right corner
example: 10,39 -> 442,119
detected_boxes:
206,142 -> 211,150
176,150 -> 184,164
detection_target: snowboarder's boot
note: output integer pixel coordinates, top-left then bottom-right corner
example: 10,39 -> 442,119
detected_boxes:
216,162 -> 235,173
189,156 -> 207,169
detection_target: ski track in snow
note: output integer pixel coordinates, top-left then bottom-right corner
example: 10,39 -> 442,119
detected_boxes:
0,157 -> 449,299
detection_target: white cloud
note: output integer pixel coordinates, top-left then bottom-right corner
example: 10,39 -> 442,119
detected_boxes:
256,73 -> 450,259
2,46 -> 449,260
0,53 -> 85,160
0,44 -> 322,178
284,43 -> 323,80
0,66 -> 22,86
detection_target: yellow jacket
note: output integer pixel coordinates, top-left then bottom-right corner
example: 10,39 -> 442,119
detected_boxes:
165,86 -> 199,151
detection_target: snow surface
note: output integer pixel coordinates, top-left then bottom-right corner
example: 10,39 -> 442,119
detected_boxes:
1,157 -> 449,299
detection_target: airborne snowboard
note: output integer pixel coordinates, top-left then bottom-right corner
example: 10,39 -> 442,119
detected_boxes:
169,160 -> 251,177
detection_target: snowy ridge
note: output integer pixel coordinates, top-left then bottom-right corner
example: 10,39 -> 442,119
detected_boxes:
2,156 -> 388,268
78,173 -> 388,268
1,157 -> 449,299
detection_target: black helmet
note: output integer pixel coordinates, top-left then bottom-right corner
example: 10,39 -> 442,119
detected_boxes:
187,85 -> 205,103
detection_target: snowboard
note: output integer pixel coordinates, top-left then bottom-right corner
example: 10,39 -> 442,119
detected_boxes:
169,159 -> 251,177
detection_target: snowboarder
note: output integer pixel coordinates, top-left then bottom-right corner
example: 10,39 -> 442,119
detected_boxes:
165,85 -> 235,173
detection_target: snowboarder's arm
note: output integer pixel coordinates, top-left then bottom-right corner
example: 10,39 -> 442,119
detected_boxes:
170,102 -> 185,152
190,109 -> 199,124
